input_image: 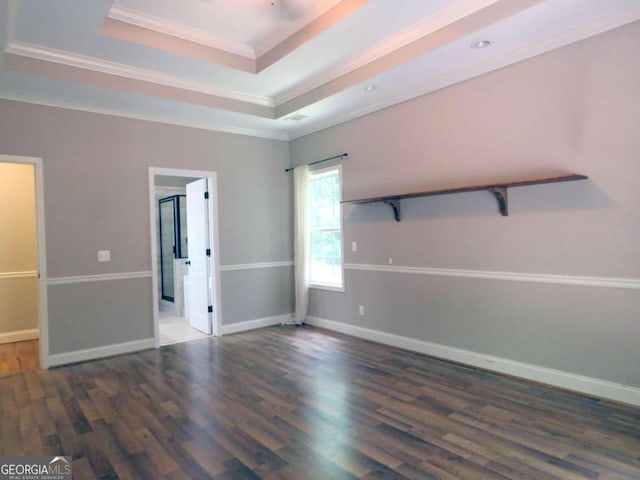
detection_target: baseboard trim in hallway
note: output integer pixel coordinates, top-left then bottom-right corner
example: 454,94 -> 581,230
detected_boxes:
0,328 -> 39,345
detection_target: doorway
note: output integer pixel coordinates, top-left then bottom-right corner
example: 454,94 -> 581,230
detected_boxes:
0,155 -> 49,371
148,168 -> 222,347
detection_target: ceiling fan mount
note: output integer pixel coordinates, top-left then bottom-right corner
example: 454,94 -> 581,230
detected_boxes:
269,0 -> 305,19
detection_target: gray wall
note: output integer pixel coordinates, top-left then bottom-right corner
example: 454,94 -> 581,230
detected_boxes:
0,100 -> 293,354
290,23 -> 640,388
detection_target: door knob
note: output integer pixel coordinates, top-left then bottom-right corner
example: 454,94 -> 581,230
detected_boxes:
185,260 -> 191,265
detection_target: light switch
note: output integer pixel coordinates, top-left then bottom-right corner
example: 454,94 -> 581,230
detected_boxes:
98,250 -> 111,262
352,241 -> 357,252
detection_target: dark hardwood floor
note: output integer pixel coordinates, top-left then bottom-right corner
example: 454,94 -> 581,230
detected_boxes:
1,326 -> 639,479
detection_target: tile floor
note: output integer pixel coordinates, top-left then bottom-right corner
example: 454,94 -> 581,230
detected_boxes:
158,311 -> 210,346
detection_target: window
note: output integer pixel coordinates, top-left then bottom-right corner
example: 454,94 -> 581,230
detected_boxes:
309,166 -> 343,290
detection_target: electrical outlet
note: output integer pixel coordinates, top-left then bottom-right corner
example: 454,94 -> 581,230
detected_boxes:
358,305 -> 365,316
352,241 -> 358,252
98,250 -> 111,262
388,257 -> 393,265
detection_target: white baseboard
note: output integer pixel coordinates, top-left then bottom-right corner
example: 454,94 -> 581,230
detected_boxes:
0,328 -> 39,344
306,316 -> 640,407
48,338 -> 154,367
49,314 -> 292,367
222,314 -> 293,335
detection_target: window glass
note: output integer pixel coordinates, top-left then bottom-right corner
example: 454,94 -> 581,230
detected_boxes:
309,168 -> 343,289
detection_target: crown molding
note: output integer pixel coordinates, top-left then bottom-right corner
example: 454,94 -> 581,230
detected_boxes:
273,0 -> 502,106
107,0 -> 344,62
288,4 -> 640,139
254,0 -> 344,57
4,0 -> 18,48
108,5 -> 256,59
5,41 -> 274,108
5,2 -> 638,142
0,93 -> 290,141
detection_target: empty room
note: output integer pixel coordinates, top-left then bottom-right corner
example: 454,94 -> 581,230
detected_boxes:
0,1 -> 639,478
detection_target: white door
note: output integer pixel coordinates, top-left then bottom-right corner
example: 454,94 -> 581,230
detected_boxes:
186,178 -> 212,334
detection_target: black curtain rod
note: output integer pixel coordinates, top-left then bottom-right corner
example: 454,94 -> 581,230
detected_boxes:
284,153 -> 348,172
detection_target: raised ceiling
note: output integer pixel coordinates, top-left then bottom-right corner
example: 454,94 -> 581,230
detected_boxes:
1,0 -> 639,140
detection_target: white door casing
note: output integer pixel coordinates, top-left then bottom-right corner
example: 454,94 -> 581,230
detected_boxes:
149,167 -> 222,348
0,155 -> 48,368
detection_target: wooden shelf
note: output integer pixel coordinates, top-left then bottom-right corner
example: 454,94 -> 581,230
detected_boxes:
342,174 -> 588,220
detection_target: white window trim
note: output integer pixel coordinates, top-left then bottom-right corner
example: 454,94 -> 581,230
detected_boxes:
308,164 -> 345,293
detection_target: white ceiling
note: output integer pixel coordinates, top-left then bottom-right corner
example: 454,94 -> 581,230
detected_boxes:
1,0 -> 639,140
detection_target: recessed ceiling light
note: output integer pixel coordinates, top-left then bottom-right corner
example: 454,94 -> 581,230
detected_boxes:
471,40 -> 492,49
285,114 -> 307,122
364,85 -> 377,92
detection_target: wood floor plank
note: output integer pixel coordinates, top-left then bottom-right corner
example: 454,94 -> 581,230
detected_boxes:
0,340 -> 39,377
1,326 -> 639,478
133,427 -> 181,475
87,419 -> 141,480
80,430 -> 120,479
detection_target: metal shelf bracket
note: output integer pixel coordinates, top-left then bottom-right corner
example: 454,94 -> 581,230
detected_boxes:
488,187 -> 508,216
382,199 -> 401,222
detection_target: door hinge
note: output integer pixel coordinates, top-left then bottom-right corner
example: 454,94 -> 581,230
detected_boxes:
206,248 -> 211,257
204,191 -> 209,199
208,305 -> 213,313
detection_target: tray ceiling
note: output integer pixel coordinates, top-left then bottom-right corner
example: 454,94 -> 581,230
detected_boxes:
1,0 -> 639,140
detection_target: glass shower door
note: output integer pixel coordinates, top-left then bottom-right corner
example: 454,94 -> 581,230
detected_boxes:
159,195 -> 188,303
159,198 -> 176,301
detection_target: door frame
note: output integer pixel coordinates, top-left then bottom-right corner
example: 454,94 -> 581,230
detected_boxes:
0,154 -> 49,368
148,167 -> 223,348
